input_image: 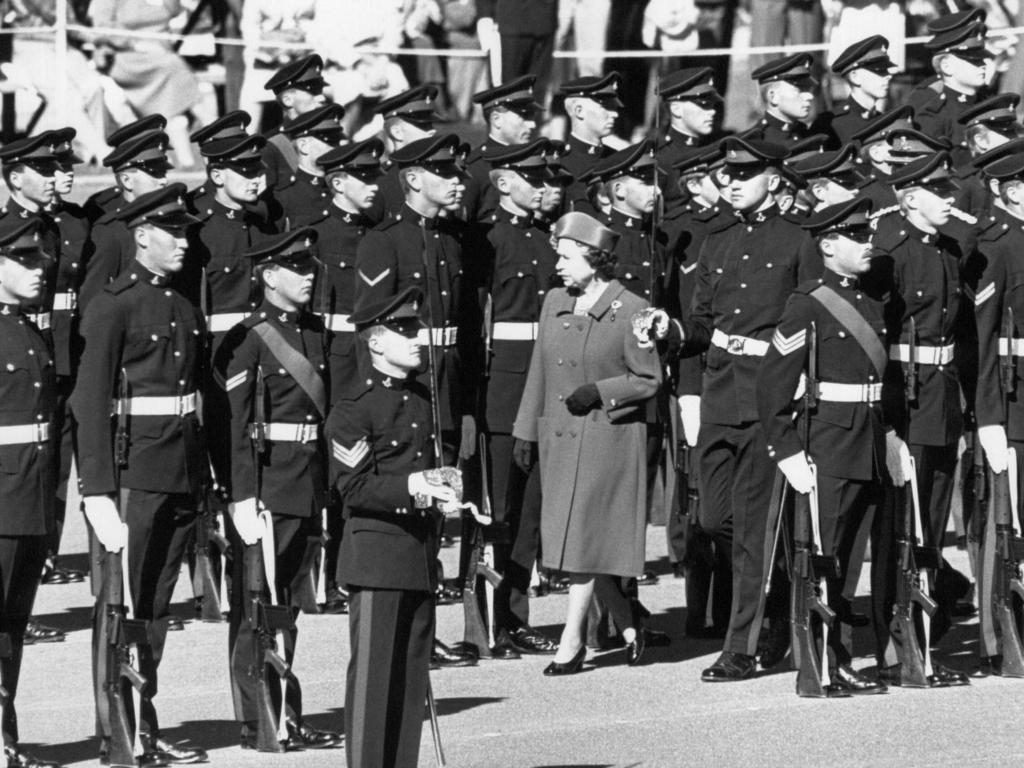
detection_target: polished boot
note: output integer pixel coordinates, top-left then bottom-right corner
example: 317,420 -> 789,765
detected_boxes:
507,626 -> 558,655
430,638 -> 478,669
144,735 -> 208,764
23,620 -> 65,645
701,651 -> 757,682
5,745 -> 61,768
490,631 -> 522,660
284,719 -> 344,750
831,665 -> 888,695
543,645 -> 586,676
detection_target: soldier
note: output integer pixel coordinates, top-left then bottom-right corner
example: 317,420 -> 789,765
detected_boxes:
908,19 -> 992,165
869,152 -> 971,686
78,130 -> 172,313
673,137 -> 814,681
850,107 -> 917,210
478,139 -> 559,655
275,104 -> 348,229
464,76 -> 542,224
534,141 -> 573,233
72,185 -> 210,765
557,74 -> 623,213
371,85 -> 443,222
655,67 -> 722,219
812,36 -> 896,147
261,54 -> 329,191
215,228 -> 344,751
327,285 -> 458,768
955,96 -> 1024,219
188,110 -> 254,204
791,143 -> 867,213
0,219 -> 64,768
747,53 -> 817,146
757,197 -> 904,694
82,114 -> 167,223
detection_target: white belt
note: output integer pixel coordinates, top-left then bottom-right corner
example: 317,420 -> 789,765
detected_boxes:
817,381 -> 883,403
27,312 -> 51,330
417,327 -> 458,347
114,393 -> 198,417
492,322 -> 538,341
52,292 -> 77,312
319,313 -> 355,333
711,328 -> 769,356
999,338 -> 1024,357
249,422 -> 319,443
206,312 -> 250,333
889,343 -> 954,366
0,422 -> 50,445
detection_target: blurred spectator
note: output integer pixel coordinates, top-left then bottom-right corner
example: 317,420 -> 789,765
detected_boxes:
476,0 -> 558,103
238,0 -> 316,131
556,0 -> 612,78
641,0 -> 700,135
3,0 -> 107,162
89,0 -> 201,167
308,0 -> 410,139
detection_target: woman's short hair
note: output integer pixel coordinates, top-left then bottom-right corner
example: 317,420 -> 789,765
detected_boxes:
583,246 -> 618,280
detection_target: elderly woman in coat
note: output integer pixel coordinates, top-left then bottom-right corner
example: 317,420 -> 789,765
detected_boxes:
512,211 -> 661,674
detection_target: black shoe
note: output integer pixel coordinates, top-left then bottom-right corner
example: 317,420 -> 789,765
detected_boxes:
928,663 -> 970,688
952,599 -> 977,618
545,573 -> 570,594
701,651 -> 756,682
626,631 -> 646,666
98,739 -> 170,766
757,623 -> 790,669
166,615 -> 186,632
543,645 -> 586,676
435,581 -> 461,606
976,655 -> 1003,677
490,632 -> 522,660
831,664 -> 888,695
431,639 -> 477,669
637,570 -> 659,586
145,736 -> 208,764
671,562 -> 685,579
5,745 -> 61,767
440,534 -> 456,548
239,723 -> 284,753
876,663 -> 903,686
319,586 -> 349,615
40,565 -> 70,585
284,719 -> 344,750
23,620 -> 65,645
507,626 -> 558,655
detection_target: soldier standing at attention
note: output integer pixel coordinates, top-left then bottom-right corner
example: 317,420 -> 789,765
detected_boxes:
260,55 -> 329,192
215,228 -> 344,751
0,219 -> 65,768
812,36 -> 896,147
746,53 -> 816,146
557,74 -> 622,213
275,103 -> 347,229
82,114 -> 167,223
72,185 -> 210,765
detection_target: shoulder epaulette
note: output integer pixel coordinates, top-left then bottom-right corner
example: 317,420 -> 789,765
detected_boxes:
374,215 -> 402,232
340,375 -> 374,402
241,313 -> 267,330
104,269 -> 139,295
793,278 -> 824,296
978,213 -> 1011,243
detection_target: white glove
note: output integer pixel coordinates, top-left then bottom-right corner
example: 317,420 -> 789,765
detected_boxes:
678,395 -> 701,447
229,497 -> 263,546
409,470 -> 458,508
898,442 -> 915,488
476,17 -> 499,51
778,452 -> 814,495
83,495 -> 126,552
978,424 -> 1009,474
885,430 -> 909,487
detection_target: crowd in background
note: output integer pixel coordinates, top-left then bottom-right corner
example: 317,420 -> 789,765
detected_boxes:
0,0 -> 1022,170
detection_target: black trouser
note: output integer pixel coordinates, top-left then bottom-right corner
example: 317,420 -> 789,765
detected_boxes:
698,420 -> 779,657
228,513 -> 318,726
488,433 -> 541,632
46,377 -> 75,561
346,587 -> 434,768
0,535 -> 46,746
92,490 -> 196,738
500,33 -> 554,105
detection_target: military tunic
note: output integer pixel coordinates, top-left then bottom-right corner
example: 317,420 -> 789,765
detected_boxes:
745,113 -> 810,146
810,98 -> 881,148
78,194 -> 135,314
275,168 -> 332,229
907,84 -> 979,168
655,128 -> 709,220
563,133 -> 612,214
463,137 -> 505,224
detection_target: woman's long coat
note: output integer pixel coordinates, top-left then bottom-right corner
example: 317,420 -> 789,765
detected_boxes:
513,280 -> 661,576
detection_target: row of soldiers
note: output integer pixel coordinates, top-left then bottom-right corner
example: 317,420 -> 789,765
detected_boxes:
1,6 -> 1024,765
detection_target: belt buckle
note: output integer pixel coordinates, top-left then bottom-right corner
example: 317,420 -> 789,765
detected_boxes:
299,424 -> 314,443
34,422 -> 46,443
727,336 -> 745,354
176,396 -> 187,418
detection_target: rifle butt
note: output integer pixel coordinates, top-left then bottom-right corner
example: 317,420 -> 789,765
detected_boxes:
462,588 -> 492,659
895,614 -> 929,688
198,556 -> 224,622
995,601 -> 1024,677
793,629 -> 826,698
105,684 -> 136,768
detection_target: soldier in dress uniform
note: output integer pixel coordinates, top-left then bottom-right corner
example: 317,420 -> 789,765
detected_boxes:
869,152 -> 972,686
0,219 -> 64,768
557,73 -> 622,213
370,85 -> 443,223
672,136 -> 816,681
261,54 -> 329,191
654,67 -> 722,220
275,104 -> 347,229
746,53 -> 817,146
464,75 -> 542,224
850,107 -> 917,211
969,151 -> 1024,675
757,197 -> 903,695
215,228 -> 344,751
954,96 -> 1024,219
305,138 -> 387,615
477,139 -> 560,656
908,20 -> 993,166
812,36 -> 896,148
188,110 -> 254,205
534,141 -> 573,233
82,114 -> 167,223
78,130 -> 172,314
326,285 -> 459,768
72,185 -> 210,765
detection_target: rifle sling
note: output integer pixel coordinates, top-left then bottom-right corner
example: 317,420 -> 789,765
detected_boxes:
809,285 -> 887,381
268,133 -> 299,175
251,321 -> 327,418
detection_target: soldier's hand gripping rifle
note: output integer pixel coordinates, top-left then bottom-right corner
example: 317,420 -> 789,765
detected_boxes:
462,433 -> 505,657
893,450 -> 940,687
789,322 -> 841,697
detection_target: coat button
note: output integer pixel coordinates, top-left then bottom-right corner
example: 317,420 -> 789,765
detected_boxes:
563,322 -> 570,328
555,430 -> 563,436
557,358 -> 563,365
557,395 -> 564,401
570,431 -> 577,437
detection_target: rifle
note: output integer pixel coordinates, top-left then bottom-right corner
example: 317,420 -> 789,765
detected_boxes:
894,455 -> 940,687
904,316 -> 918,404
0,633 -> 10,749
990,448 -> 1024,677
789,322 -> 842,697
462,433 -> 505,657
194,485 -> 229,623
259,509 -> 293,741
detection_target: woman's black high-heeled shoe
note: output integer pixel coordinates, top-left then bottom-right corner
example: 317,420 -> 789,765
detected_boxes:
626,629 -> 646,666
543,645 -> 586,676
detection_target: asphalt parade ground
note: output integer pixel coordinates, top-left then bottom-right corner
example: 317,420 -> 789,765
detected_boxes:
20,506 -> 1024,768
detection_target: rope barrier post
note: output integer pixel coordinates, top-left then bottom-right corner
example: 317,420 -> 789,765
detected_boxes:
54,0 -> 69,127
